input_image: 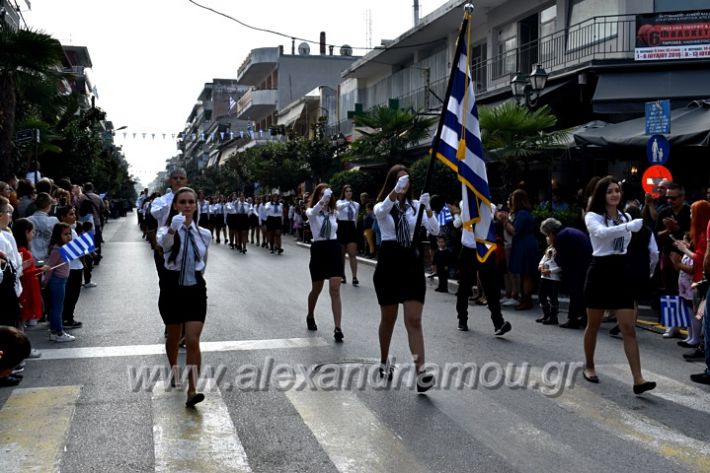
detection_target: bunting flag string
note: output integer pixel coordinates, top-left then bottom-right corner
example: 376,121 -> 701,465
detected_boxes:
112,128 -> 267,141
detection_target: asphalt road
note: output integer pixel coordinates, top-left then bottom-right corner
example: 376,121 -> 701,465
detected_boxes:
1,215 -> 709,473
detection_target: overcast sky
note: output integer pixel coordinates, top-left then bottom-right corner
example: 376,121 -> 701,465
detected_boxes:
24,0 -> 440,187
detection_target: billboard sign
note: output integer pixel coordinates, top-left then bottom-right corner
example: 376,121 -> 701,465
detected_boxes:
635,10 -> 710,61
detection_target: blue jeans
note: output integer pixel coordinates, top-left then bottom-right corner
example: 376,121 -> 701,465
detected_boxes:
48,276 -> 67,333
704,285 -> 710,374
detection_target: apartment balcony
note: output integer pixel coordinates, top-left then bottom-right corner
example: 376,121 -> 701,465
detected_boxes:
236,88 -> 278,120
237,47 -> 280,85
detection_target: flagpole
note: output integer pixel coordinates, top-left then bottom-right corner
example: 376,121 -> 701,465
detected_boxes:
413,3 -> 473,240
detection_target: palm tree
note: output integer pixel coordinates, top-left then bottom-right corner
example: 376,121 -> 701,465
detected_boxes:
350,105 -> 436,168
0,27 -> 65,177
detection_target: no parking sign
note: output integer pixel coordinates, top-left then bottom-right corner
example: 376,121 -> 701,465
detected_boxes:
641,165 -> 673,197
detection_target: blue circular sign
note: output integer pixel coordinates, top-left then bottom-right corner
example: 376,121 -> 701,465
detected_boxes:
647,135 -> 669,165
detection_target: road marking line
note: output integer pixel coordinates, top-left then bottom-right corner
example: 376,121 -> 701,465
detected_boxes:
30,337 -> 328,360
152,379 -> 251,473
285,375 -> 427,473
528,366 -> 710,473
0,385 -> 81,473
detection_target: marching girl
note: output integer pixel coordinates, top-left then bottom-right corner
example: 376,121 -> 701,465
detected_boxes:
305,184 -> 344,341
373,165 -> 438,392
583,176 -> 655,395
258,196 -> 269,248
336,185 -> 360,286
234,192 -> 251,254
210,195 -> 226,244
157,187 -> 212,408
265,194 -> 283,254
224,193 -> 238,249
197,191 -> 211,230
249,196 -> 260,246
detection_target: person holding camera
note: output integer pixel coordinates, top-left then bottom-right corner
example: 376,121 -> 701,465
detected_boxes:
582,176 -> 655,395
157,187 -> 211,408
372,165 -> 439,392
304,184 -> 344,342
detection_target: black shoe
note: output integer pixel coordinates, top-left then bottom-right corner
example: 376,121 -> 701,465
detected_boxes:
633,381 -> 656,395
690,372 -> 710,385
306,317 -> 318,331
242,247 -> 247,254
334,328 -> 344,342
352,277 -> 359,286
535,316 -> 547,323
341,277 -> 347,284
559,320 -> 581,329
416,372 -> 435,393
378,364 -> 394,381
0,375 -> 22,387
683,348 -> 705,361
457,321 -> 469,331
435,287 -> 448,293
583,371 -> 599,383
609,325 -> 621,337
185,392 -> 205,408
64,320 -> 83,329
494,321 -> 512,337
678,341 -> 700,349
542,317 -> 558,325
278,248 -> 283,255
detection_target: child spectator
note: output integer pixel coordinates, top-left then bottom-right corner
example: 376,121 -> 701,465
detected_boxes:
44,223 -> 75,342
362,203 -> 376,257
12,219 -> 46,328
536,232 -> 561,325
79,220 -> 98,288
673,232 -> 701,348
432,236 -> 452,293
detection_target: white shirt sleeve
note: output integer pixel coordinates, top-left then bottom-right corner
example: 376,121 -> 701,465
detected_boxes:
648,233 -> 659,277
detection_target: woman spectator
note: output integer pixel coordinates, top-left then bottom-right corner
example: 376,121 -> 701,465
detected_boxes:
582,176 -> 655,394
499,189 -> 538,310
157,187 -> 212,408
373,165 -> 438,392
336,185 -> 360,285
304,184 -> 344,341
671,200 -> 710,350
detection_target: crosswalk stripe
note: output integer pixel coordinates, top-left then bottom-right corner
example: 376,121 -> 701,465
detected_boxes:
602,363 -> 710,416
0,385 -> 81,473
285,375 -> 428,473
152,380 -> 252,473
30,337 -> 328,360
527,366 -> 710,473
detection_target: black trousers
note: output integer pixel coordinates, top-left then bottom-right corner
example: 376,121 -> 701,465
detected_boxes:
566,273 -> 586,322
538,278 -> 559,313
83,255 -> 93,284
62,269 -> 83,323
456,246 -> 504,329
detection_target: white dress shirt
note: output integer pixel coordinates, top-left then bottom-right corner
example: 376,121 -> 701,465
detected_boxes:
199,200 -> 211,216
585,211 -> 633,257
374,196 -> 438,242
157,222 -> 211,273
306,203 -> 338,241
235,200 -> 251,214
150,190 -> 174,227
224,202 -> 237,215
265,202 -> 282,219
336,199 -> 360,222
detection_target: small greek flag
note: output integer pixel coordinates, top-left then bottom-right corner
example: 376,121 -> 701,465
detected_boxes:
660,295 -> 691,328
59,232 -> 95,263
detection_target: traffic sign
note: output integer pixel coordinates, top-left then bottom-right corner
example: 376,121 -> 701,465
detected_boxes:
645,100 -> 670,135
646,134 -> 669,164
641,164 -> 673,196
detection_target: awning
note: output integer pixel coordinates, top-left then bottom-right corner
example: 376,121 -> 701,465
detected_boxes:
574,100 -> 710,147
277,103 -> 306,127
592,70 -> 710,114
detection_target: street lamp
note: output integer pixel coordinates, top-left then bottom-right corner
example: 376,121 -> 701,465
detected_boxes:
510,64 -> 549,108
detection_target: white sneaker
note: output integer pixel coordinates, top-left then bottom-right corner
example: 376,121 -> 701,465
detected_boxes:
28,348 -> 42,359
25,319 -> 38,327
84,282 -> 98,288
663,327 -> 680,338
501,298 -> 517,307
49,332 -> 76,343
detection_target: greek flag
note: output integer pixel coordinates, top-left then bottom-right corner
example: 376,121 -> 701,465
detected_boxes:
432,11 -> 496,262
437,206 -> 454,226
59,232 -> 95,263
660,295 -> 691,328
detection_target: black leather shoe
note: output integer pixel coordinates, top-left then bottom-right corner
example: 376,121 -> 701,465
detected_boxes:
494,321 -> 512,336
690,372 -> 710,385
334,328 -> 344,342
559,320 -> 581,329
683,348 -> 705,361
457,321 -> 469,331
306,317 -> 318,331
416,372 -> 435,393
677,341 -> 699,349
352,278 -> 359,286
378,364 -> 394,381
0,375 -> 22,387
542,317 -> 558,325
633,381 -> 656,395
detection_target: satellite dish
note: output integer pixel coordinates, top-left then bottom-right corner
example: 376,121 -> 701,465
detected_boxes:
340,44 -> 353,56
298,42 -> 310,55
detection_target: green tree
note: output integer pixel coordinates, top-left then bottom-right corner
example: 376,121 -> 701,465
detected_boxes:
348,106 -> 436,168
0,27 -> 65,177
409,156 -> 460,203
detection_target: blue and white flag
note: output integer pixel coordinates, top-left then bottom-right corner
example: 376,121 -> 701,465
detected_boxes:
660,295 -> 691,328
431,10 -> 496,262
59,232 -> 95,263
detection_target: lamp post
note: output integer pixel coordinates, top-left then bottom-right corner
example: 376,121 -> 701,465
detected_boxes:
510,64 -> 549,108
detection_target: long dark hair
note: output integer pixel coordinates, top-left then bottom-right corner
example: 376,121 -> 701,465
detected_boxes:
510,189 -> 532,213
377,164 -> 413,203
309,183 -> 336,211
166,187 -> 198,264
340,184 -> 353,200
12,218 -> 33,249
587,175 -> 621,216
49,222 -> 71,249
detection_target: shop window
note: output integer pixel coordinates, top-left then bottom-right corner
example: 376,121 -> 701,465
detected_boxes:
495,22 -> 517,77
567,0 -> 619,51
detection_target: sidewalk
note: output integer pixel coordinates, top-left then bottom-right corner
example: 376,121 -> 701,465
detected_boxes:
295,241 -> 675,336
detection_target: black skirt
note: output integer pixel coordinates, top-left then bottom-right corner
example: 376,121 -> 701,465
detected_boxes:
266,216 -> 281,231
584,255 -> 634,310
235,213 -> 250,231
158,271 -> 207,324
248,214 -> 259,228
373,241 -> 425,305
210,214 -> 224,228
198,213 -> 210,229
226,213 -> 239,230
309,240 -> 344,282
336,220 -> 358,245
